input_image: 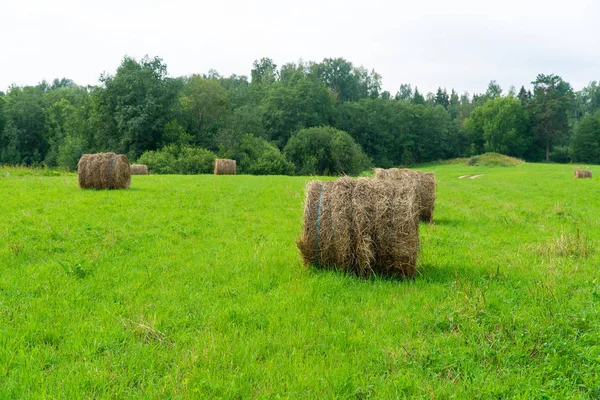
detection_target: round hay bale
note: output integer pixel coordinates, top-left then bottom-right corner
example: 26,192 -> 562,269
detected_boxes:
574,169 -> 592,179
130,164 -> 148,175
78,152 -> 130,190
419,172 -> 436,223
297,177 -> 419,278
214,159 -> 237,175
375,168 -> 436,223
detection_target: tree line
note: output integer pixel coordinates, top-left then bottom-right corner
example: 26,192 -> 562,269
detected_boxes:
1,55 -> 600,175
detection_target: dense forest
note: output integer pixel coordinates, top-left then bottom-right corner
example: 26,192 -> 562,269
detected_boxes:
1,55 -> 600,175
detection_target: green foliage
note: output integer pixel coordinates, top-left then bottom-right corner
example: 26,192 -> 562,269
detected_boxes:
310,58 -> 381,103
137,144 -> 216,174
550,145 -> 571,163
529,74 -> 574,161
571,111 -> 600,164
0,95 -> 5,149
43,86 -> 94,169
434,87 -> 450,108
574,81 -> 600,119
0,56 -> 593,172
251,58 -> 278,85
485,80 -> 503,100
263,67 -> 335,147
226,134 -> 294,175
56,134 -> 86,171
412,87 -> 425,105
161,119 -> 193,147
283,126 -> 371,175
466,152 -> 525,167
94,56 -> 181,159
177,75 -> 229,150
464,96 -> 531,158
1,85 -> 47,164
517,86 -> 532,106
337,99 -> 464,167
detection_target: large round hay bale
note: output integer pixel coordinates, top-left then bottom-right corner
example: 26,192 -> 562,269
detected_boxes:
375,168 -> 436,223
214,159 -> 236,175
574,169 -> 592,179
130,164 -> 148,175
78,153 -> 131,190
297,177 -> 419,278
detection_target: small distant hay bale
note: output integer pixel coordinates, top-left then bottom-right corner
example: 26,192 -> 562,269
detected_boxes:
78,152 -> 130,190
214,159 -> 236,175
297,177 -> 420,278
375,168 -> 436,222
130,164 -> 148,175
574,169 -> 592,179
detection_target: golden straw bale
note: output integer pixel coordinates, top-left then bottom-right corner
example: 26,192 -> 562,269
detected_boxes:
297,176 -> 419,278
574,169 -> 592,179
130,164 -> 148,175
78,153 -> 130,190
214,159 -> 236,175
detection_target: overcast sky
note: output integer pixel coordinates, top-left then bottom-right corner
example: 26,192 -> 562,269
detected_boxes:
1,0 -> 599,96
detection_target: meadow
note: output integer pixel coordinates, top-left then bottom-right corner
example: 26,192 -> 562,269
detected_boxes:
1,162 -> 599,398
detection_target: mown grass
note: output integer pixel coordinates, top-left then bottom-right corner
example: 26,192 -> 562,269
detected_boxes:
1,163 -> 599,398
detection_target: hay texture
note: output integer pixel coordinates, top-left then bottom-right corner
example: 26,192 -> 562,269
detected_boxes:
214,159 -> 236,175
297,177 -> 420,278
130,164 -> 148,175
375,168 -> 436,222
78,153 -> 131,190
574,169 -> 592,179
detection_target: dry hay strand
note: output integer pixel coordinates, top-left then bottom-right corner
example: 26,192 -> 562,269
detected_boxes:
130,164 -> 148,175
375,168 -> 436,223
78,152 -> 130,190
214,159 -> 236,175
330,177 -> 356,269
574,169 -> 592,179
297,177 -> 419,278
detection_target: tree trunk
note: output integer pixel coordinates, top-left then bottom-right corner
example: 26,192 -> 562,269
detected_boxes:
546,140 -> 550,161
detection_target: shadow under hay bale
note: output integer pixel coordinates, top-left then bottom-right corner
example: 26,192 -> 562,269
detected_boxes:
297,177 -> 420,278
214,159 -> 236,175
574,169 -> 592,179
375,168 -> 436,223
130,164 -> 148,175
78,152 -> 130,190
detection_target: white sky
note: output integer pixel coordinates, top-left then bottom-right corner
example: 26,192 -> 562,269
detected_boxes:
1,0 -> 599,95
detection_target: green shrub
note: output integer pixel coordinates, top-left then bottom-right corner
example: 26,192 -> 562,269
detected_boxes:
550,146 -> 571,164
284,126 -> 371,175
56,135 -> 85,171
571,112 -> 600,164
227,135 -> 294,175
138,145 -> 216,174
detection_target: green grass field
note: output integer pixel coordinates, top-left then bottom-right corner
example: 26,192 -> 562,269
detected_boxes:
1,163 -> 599,398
